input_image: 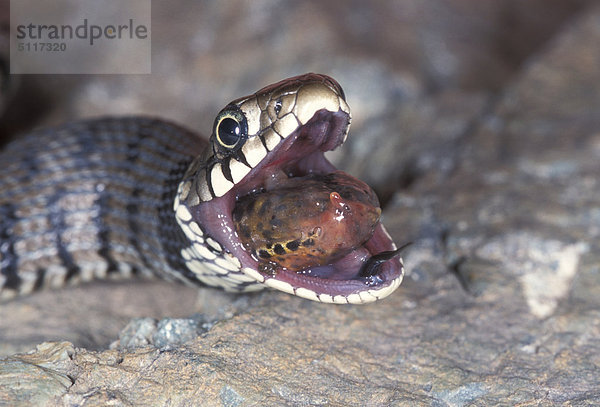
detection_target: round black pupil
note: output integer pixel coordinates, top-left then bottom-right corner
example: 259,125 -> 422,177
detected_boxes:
218,118 -> 241,146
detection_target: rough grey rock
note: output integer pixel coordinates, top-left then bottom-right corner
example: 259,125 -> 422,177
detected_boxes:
113,314 -> 216,350
0,342 -> 73,406
1,1 -> 600,406
0,280 -> 206,356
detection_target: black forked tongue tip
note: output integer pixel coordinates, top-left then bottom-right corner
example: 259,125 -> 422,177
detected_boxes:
359,242 -> 412,278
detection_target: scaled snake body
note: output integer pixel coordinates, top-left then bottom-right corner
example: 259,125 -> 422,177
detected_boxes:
0,74 -> 404,304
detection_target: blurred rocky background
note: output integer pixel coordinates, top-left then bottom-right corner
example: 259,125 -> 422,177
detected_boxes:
1,1 -> 599,405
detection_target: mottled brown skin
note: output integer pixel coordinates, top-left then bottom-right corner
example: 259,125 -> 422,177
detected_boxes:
232,171 -> 381,271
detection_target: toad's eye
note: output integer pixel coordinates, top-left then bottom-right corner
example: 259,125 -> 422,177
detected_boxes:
213,107 -> 248,150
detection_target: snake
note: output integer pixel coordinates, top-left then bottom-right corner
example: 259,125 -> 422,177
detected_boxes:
0,73 -> 404,304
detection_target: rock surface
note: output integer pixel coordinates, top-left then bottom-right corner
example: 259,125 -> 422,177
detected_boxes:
1,1 -> 600,406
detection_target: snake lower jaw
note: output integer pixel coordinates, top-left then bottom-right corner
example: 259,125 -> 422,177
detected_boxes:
256,222 -> 405,301
241,220 -> 405,301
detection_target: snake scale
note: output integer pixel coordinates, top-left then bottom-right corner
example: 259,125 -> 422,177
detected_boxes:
0,74 -> 404,304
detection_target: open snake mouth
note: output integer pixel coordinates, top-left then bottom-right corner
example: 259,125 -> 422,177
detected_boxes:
179,74 -> 404,303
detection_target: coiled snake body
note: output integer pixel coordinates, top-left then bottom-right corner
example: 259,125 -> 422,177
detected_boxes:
0,74 -> 404,304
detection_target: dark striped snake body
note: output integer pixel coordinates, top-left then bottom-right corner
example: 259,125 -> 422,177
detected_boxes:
0,74 -> 404,304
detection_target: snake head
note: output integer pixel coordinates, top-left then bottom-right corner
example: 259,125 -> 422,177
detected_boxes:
174,73 -> 405,304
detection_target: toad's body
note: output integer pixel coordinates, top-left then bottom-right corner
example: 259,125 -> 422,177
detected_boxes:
233,171 -> 381,271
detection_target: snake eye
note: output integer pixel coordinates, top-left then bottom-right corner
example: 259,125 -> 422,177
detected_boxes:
213,107 -> 248,151
217,117 -> 241,147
